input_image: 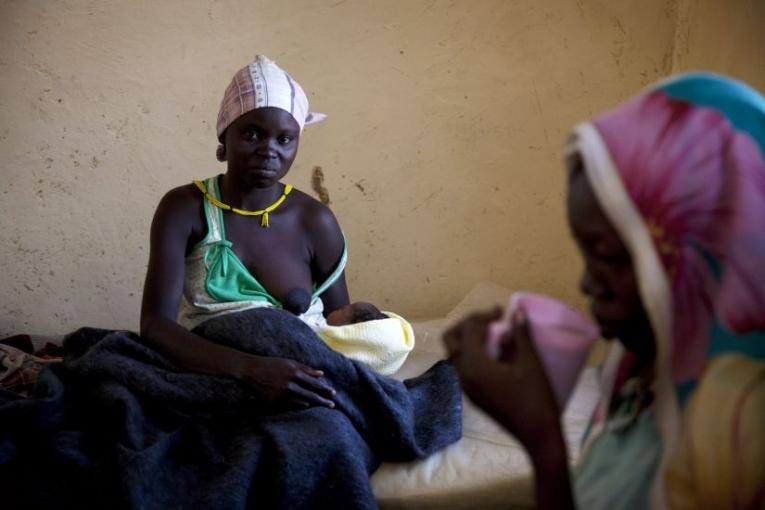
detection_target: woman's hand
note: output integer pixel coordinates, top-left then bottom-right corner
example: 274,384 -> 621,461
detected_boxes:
443,307 -> 561,454
444,308 -> 575,510
238,356 -> 337,409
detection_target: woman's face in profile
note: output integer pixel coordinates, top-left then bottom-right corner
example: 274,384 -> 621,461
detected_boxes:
566,159 -> 654,360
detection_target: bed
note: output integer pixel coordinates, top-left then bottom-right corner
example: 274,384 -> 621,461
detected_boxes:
4,282 -> 600,509
372,282 -> 601,509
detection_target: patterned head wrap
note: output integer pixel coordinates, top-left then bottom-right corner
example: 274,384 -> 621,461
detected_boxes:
567,73 -> 765,508
216,55 -> 326,141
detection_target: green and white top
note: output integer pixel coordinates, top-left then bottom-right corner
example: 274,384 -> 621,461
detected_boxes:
177,175 -> 347,330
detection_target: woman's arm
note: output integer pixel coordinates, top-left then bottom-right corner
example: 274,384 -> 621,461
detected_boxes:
307,204 -> 350,315
140,187 -> 336,408
443,309 -> 576,510
140,187 -> 241,376
320,273 -> 350,316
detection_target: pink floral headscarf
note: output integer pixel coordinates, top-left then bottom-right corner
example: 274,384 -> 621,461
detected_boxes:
591,83 -> 765,383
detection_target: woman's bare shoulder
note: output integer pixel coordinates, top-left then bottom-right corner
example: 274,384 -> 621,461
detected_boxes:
152,183 -> 203,219
286,187 -> 344,262
288,187 -> 342,234
159,182 -> 202,207
151,183 -> 206,245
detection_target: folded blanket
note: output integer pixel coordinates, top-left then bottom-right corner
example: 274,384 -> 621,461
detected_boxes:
0,344 -> 59,398
317,311 -> 415,375
0,308 -> 461,509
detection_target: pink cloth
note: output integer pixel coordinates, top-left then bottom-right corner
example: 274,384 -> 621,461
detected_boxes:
488,292 -> 598,409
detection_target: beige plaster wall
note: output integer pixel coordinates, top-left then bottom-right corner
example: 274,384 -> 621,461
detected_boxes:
0,0 -> 758,336
671,0 -> 765,89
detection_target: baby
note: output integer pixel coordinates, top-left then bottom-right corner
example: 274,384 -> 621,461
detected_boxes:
283,288 -> 413,375
283,289 -> 387,325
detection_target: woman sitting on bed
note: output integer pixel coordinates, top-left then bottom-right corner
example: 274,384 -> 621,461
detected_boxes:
141,55 -> 348,410
444,73 -> 765,509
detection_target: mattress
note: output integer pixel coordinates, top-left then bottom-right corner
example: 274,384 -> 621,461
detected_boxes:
372,282 -> 601,509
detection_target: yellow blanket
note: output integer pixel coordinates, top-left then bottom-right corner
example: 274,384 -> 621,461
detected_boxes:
316,312 -> 415,375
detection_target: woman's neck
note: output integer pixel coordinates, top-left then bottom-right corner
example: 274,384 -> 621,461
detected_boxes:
617,344 -> 656,384
219,173 -> 283,211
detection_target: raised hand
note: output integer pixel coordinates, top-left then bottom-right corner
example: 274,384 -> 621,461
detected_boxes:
443,307 -> 560,453
443,308 -> 575,509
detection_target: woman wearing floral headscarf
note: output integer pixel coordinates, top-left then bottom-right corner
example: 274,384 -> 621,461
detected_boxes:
444,73 -> 765,509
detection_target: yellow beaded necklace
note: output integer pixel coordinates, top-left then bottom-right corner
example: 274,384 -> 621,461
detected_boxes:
193,180 -> 293,228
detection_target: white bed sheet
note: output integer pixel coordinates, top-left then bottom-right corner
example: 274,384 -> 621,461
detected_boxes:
372,283 -> 600,509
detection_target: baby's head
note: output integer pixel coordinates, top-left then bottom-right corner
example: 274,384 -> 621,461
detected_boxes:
327,302 -> 387,326
283,289 -> 387,326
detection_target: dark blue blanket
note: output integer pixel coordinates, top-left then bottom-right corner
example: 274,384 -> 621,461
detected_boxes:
0,309 -> 462,509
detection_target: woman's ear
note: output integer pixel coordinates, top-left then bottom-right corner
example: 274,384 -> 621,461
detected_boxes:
216,144 -> 226,162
